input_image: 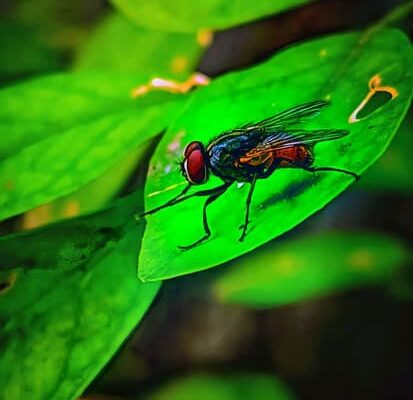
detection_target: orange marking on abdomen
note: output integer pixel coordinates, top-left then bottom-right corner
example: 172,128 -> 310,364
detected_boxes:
273,145 -> 310,164
239,145 -> 311,168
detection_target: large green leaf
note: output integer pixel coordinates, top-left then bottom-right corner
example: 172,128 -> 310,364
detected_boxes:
0,72 -> 174,158
0,191 -> 161,400
76,13 -> 205,79
212,232 -> 407,308
361,110 -> 413,192
20,145 -> 147,229
145,373 -> 295,400
138,29 -> 413,281
110,0 -> 312,33
0,72 -> 185,221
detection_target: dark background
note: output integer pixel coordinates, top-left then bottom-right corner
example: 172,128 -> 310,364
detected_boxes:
1,0 -> 412,399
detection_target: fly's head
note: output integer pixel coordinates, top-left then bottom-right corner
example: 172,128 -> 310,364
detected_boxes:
180,141 -> 209,185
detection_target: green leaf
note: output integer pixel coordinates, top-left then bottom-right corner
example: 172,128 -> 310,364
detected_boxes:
212,231 -> 407,308
0,20 -> 60,83
145,373 -> 295,400
110,0 -> 312,33
360,109 -> 413,192
138,29 -> 413,281
20,145 -> 147,229
0,72 -> 185,221
0,72 -> 167,158
0,191 -> 161,400
76,13 -> 205,79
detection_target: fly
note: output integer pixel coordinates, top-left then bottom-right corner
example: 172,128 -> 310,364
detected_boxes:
140,100 -> 359,250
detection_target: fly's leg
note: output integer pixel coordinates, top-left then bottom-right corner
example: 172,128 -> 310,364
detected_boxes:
178,182 -> 231,251
139,184 -> 192,217
139,182 -> 232,218
237,159 -> 285,241
239,174 -> 258,242
259,158 -> 284,179
304,166 -> 360,181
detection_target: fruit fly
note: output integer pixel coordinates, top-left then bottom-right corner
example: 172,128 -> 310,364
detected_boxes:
140,100 -> 359,250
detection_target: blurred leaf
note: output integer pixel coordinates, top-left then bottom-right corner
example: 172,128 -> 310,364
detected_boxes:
20,140 -> 149,229
138,29 -> 413,281
0,72 -> 171,158
212,232 -> 407,308
360,110 -> 413,192
0,109 -> 164,221
0,20 -> 60,83
76,13 -> 205,79
110,0 -> 312,33
0,72 -> 185,221
145,373 -> 295,400
0,187 -> 141,273
13,0 -> 100,52
0,190 -> 161,400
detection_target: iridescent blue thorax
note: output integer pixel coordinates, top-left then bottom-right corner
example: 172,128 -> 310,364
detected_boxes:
207,127 -> 266,182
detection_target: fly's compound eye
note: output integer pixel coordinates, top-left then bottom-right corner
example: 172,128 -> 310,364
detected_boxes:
183,141 -> 208,184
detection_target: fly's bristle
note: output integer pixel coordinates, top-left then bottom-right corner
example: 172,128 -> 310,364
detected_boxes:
176,158 -> 186,176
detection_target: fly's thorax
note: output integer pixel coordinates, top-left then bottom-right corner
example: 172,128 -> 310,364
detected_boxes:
207,131 -> 264,182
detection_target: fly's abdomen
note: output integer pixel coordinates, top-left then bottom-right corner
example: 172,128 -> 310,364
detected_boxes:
274,145 -> 313,167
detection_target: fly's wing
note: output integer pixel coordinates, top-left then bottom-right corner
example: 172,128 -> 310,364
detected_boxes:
248,129 -> 349,155
208,101 -> 331,149
239,100 -> 330,131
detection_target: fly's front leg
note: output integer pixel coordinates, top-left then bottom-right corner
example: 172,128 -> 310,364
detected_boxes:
139,182 -> 232,219
139,184 -> 192,217
178,182 -> 232,251
239,174 -> 257,242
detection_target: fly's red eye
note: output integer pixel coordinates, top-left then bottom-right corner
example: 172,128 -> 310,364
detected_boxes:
184,141 -> 202,157
183,141 -> 207,184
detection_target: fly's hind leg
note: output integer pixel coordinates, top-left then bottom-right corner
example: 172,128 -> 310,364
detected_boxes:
178,182 -> 231,251
304,166 -> 360,181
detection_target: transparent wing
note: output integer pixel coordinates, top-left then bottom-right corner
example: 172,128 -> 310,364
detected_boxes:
251,129 -> 349,153
240,100 -> 330,131
209,101 -> 332,150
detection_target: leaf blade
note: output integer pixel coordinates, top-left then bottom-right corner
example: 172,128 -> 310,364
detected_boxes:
110,0 -> 313,33
146,373 -> 296,400
0,191 -> 161,400
212,231 -> 407,308
75,13 -> 205,79
139,29 -> 413,281
0,72 -> 186,220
